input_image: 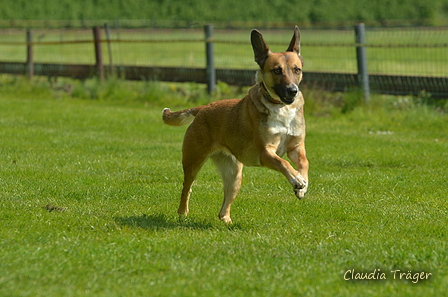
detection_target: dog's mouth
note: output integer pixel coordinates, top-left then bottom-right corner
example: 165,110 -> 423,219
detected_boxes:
281,97 -> 295,105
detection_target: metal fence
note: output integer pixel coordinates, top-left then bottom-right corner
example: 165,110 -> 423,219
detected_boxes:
0,24 -> 447,98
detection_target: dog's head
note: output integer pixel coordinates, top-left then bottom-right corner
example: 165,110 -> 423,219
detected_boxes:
251,26 -> 304,105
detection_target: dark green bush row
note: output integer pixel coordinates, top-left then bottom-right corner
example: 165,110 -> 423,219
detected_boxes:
0,0 -> 447,26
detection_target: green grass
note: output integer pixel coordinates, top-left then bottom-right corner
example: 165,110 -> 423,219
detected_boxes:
0,76 -> 447,296
1,27 -> 448,76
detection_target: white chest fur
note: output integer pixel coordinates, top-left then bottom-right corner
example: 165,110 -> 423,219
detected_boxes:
266,105 -> 302,136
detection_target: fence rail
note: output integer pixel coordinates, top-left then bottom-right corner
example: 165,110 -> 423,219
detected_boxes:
0,24 -> 447,98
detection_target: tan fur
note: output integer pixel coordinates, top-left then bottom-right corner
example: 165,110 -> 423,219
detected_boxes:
162,27 -> 308,223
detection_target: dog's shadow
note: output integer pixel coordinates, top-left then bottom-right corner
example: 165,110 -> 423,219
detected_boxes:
114,213 -> 217,231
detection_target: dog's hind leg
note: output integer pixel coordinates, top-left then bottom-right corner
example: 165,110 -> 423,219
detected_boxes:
178,143 -> 210,219
211,152 -> 243,223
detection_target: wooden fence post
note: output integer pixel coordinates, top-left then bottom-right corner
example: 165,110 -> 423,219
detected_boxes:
26,29 -> 34,82
355,23 -> 370,102
204,24 -> 216,94
104,22 -> 114,76
92,26 -> 105,82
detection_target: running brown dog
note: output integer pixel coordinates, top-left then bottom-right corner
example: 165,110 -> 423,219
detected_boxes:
163,26 -> 308,223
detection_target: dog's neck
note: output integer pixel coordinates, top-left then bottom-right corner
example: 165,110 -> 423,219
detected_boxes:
260,82 -> 282,104
256,70 -> 282,104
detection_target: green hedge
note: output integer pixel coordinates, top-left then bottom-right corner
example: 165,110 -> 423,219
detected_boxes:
0,0 -> 446,26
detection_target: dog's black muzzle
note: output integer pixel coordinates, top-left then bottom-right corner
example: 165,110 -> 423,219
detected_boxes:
276,84 -> 299,105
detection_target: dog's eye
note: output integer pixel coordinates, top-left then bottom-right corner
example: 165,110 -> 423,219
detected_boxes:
272,68 -> 282,75
294,68 -> 302,74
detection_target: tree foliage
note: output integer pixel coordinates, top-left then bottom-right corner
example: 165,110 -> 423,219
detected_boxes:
0,0 -> 447,26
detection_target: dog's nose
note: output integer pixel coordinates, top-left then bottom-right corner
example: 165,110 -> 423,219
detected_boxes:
285,85 -> 298,98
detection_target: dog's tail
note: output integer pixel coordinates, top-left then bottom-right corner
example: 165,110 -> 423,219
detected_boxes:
162,106 -> 204,126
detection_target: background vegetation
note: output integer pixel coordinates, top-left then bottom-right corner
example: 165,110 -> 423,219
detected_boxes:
0,0 -> 447,26
0,75 -> 447,296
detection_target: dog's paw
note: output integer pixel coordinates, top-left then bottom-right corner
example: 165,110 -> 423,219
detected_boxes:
219,215 -> 233,224
292,175 -> 307,199
294,187 -> 307,199
293,175 -> 307,188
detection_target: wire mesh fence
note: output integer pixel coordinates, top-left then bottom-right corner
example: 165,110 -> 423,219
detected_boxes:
367,27 -> 448,77
0,24 -> 447,97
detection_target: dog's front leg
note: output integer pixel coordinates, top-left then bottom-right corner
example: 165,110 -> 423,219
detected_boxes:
260,148 -> 307,198
287,143 -> 309,198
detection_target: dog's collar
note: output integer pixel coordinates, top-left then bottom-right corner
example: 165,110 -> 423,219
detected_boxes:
260,83 -> 282,104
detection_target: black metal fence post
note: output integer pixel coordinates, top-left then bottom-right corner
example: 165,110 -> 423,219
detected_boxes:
355,23 -> 370,102
204,24 -> 216,94
26,29 -> 34,82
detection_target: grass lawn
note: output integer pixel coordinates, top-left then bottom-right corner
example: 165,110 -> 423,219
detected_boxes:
0,77 -> 447,296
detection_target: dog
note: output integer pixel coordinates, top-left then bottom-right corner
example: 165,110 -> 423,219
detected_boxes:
162,26 -> 308,223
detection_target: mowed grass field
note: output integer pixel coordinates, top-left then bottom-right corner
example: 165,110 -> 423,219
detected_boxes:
0,77 -> 447,296
1,26 -> 448,76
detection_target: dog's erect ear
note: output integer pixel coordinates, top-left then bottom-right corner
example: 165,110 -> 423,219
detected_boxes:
286,26 -> 301,55
251,29 -> 271,68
